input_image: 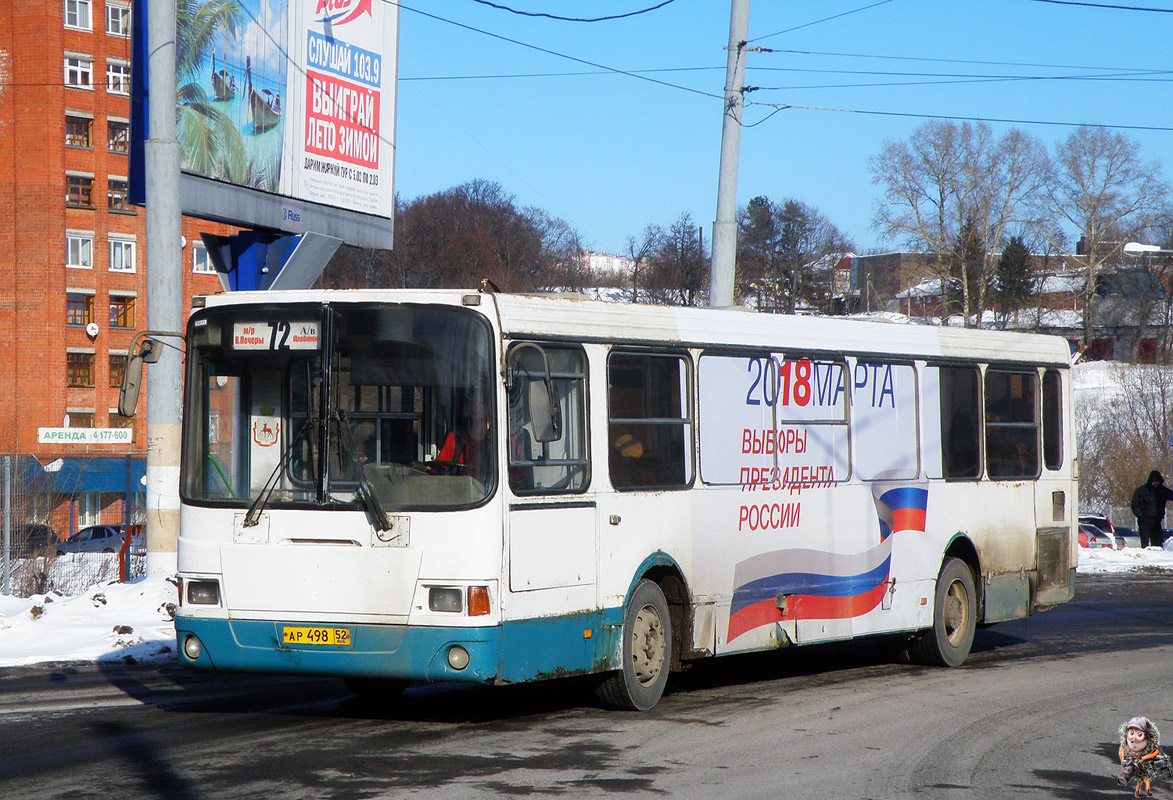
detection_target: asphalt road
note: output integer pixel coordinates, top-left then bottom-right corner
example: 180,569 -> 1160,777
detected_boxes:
2,573 -> 1172,800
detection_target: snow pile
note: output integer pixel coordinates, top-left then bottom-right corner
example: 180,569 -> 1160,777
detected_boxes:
2,552 -> 135,599
1077,542 -> 1173,573
0,575 -> 177,668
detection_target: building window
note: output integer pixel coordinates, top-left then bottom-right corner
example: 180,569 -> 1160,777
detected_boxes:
67,353 -> 95,387
106,60 -> 130,95
109,355 -> 127,388
109,295 -> 135,328
66,115 -> 92,147
193,241 -> 216,274
67,174 -> 94,207
66,292 -> 94,326
109,239 -> 135,272
65,0 -> 91,30
107,120 -> 129,153
106,3 -> 131,36
67,234 -> 93,268
78,492 -> 100,527
68,412 -> 95,429
108,179 -> 130,211
109,412 -> 134,429
65,57 -> 93,89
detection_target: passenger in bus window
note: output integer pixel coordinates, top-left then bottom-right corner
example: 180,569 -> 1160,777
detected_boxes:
612,432 -> 653,487
433,396 -> 492,477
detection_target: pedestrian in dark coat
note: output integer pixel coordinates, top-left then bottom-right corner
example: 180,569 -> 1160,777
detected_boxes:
1132,471 -> 1173,548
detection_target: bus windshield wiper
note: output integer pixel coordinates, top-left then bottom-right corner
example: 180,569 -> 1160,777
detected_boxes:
242,419 -> 313,528
334,409 -> 392,532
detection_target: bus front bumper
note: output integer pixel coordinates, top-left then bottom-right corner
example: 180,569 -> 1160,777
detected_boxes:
175,608 -> 616,684
175,617 -> 503,684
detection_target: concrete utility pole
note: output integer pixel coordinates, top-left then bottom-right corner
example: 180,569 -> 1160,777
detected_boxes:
145,1 -> 183,572
708,0 -> 750,308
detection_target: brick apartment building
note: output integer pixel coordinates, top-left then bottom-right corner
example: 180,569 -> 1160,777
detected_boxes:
0,1 -> 237,538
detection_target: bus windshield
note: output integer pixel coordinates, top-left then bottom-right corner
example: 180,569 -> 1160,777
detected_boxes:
182,303 -> 496,511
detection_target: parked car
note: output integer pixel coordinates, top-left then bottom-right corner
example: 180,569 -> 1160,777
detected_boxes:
13,523 -> 59,557
1078,523 -> 1105,549
56,523 -> 138,555
1079,513 -> 1117,549
1112,525 -> 1142,549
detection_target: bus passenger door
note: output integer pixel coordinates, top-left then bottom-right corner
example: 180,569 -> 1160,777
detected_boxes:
502,343 -> 599,679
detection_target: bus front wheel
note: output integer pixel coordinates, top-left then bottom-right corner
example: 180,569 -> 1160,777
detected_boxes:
596,579 -> 672,711
911,557 -> 976,667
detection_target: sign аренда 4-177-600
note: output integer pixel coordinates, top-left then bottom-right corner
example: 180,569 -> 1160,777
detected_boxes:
38,428 -> 133,444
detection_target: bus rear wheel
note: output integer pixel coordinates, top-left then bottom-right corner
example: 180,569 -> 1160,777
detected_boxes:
911,557 -> 976,667
596,579 -> 672,711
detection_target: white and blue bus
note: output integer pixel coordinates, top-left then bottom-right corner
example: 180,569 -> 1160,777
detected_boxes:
172,289 -> 1076,710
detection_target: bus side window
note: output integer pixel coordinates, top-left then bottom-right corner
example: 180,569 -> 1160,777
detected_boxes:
938,366 -> 981,479
985,369 -> 1039,479
1042,370 -> 1062,471
608,352 -> 693,490
508,344 -> 589,495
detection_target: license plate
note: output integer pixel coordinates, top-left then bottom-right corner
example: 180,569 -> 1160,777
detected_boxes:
282,626 -> 352,647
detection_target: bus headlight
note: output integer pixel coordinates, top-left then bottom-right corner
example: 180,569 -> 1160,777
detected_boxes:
182,635 -> 203,661
187,580 -> 220,605
447,645 -> 470,670
428,587 -> 463,613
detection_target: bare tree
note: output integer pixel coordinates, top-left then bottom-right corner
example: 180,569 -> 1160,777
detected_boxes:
1047,126 -> 1171,344
870,121 -> 1050,326
1078,363 -> 1173,512
622,224 -> 662,304
645,212 -> 708,307
316,180 -> 584,292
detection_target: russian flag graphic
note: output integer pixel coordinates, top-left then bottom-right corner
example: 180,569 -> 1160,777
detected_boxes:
874,486 -> 928,540
726,483 -> 928,642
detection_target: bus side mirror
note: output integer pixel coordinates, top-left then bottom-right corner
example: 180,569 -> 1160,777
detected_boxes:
117,351 -> 145,418
527,380 -> 561,443
117,332 -> 184,418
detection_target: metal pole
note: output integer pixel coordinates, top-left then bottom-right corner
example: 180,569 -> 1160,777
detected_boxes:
146,0 -> 183,574
708,0 -> 750,308
2,456 -> 10,595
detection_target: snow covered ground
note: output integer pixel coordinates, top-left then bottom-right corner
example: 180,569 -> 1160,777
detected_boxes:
0,572 -> 178,668
1,545 -> 1170,669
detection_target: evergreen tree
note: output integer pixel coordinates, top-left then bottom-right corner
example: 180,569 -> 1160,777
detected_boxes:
995,236 -> 1033,328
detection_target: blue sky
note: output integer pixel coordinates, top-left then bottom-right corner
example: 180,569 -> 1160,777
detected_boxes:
391,0 -> 1173,255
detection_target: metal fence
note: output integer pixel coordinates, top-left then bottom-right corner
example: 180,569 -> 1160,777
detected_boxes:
1,453 -> 146,598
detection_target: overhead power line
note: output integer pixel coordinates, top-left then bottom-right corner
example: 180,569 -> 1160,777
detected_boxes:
401,66 -> 719,81
1027,0 -> 1173,11
752,0 -> 897,42
746,66 -> 1173,92
746,100 -> 1173,133
466,0 -> 681,22
391,1 -> 722,100
758,47 -> 1167,75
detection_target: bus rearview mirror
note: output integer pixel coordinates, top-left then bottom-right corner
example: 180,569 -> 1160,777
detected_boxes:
117,331 -> 186,418
528,380 -> 561,442
117,353 -> 145,418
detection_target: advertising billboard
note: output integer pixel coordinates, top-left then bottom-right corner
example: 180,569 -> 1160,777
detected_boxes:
174,0 -> 397,248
